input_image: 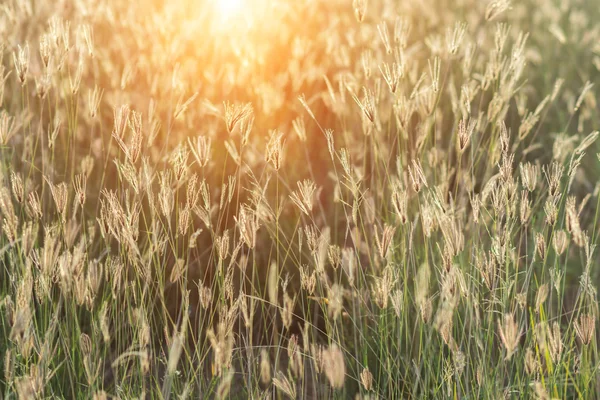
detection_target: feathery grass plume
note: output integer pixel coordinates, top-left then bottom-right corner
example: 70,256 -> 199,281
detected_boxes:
533,232 -> 547,260
70,56 -> 84,94
311,344 -> 324,375
197,283 -> 212,310
188,135 -> 212,168
574,81 -> 594,112
80,156 -> 95,179
351,87 -> 377,123
238,292 -> 253,328
328,244 -> 342,270
20,222 -> 36,258
15,370 -> 42,400
380,60 -> 403,94
299,265 -> 316,295
457,117 -> 476,153
39,33 -> 52,69
308,227 -> 330,274
437,212 -> 464,258
524,348 -> 540,376
377,21 -> 392,54
520,190 -> 531,224
73,174 -> 87,207
360,367 -> 373,391
79,23 -> 94,57
4,348 -> 13,385
207,322 -> 234,376
171,144 -> 190,182
79,333 -> 92,358
287,334 -> 303,379
323,344 -> 346,389
391,182 -> 408,224
520,162 -> 539,192
92,391 -> 108,400
543,162 -> 564,198
290,179 -> 319,216
239,114 -> 254,146
374,224 -> 396,260
434,275 -> 460,337
0,110 -> 18,146
46,179 -> 68,222
352,0 -> 368,22
291,116 -> 307,142
272,371 -> 296,399
112,104 -> 130,140
216,370 -> 234,400
266,130 -> 284,170
498,313 -> 521,360
531,381 -> 551,400
174,91 -> 199,120
169,258 -> 186,283
408,159 -> 428,193
541,322 -> 563,364
223,102 -> 252,133
446,22 -> 467,55
428,56 -> 441,93
534,284 -> 549,313
415,262 -> 431,317
544,196 -> 558,226
267,261 -> 279,307
452,350 -> 466,376
0,62 -> 7,106
549,269 -> 564,297
372,265 -> 395,309
35,73 -> 51,99
469,193 -> 481,224
575,131 -> 599,156
81,334 -> 100,385
13,42 -> 29,85
327,283 -> 344,321
235,206 -> 260,249
158,171 -> 174,219
260,349 -> 271,384
390,289 -> 404,317
579,269 -> 597,300
574,314 -> 596,345
518,99 -> 546,141
499,153 -> 515,183
96,304 -> 110,344
178,206 -> 191,236
0,187 -> 18,243
281,292 -> 295,331
516,293 -> 529,312
565,196 -> 585,247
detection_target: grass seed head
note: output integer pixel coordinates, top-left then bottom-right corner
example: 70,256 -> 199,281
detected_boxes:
323,344 -> 346,389
272,371 -> 296,399
574,314 -> 596,345
360,367 -> 373,391
498,313 -> 521,360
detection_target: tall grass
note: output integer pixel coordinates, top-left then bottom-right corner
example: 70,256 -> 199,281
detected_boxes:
0,0 -> 599,398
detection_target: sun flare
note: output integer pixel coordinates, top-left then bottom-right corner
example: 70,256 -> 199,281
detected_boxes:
216,0 -> 244,18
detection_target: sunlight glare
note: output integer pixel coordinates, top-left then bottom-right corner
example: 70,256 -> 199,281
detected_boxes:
216,0 -> 244,18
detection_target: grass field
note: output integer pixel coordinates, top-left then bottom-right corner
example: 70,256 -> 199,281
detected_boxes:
1,0 -> 600,398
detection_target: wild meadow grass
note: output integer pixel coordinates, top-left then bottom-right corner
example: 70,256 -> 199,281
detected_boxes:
0,0 -> 599,398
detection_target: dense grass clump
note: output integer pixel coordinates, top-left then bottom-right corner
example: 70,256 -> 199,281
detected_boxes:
1,0 -> 599,398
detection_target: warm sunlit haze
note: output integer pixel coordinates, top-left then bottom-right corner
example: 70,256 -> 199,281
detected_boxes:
1,0 -> 600,398
216,0 -> 244,16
